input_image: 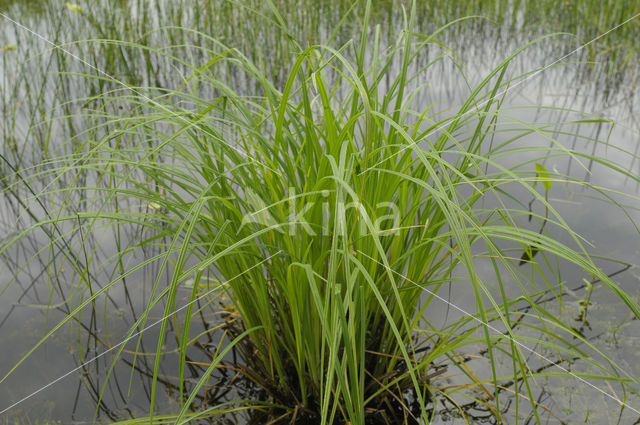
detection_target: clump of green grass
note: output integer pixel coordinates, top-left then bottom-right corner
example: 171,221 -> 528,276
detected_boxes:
2,1 -> 640,424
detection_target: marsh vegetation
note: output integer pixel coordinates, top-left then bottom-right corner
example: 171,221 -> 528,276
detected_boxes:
1,1 -> 640,424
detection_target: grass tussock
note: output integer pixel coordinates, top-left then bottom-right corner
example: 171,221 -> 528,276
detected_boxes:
1,1 -> 640,424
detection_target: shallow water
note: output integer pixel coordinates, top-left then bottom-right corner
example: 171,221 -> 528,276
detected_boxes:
1,1 -> 640,424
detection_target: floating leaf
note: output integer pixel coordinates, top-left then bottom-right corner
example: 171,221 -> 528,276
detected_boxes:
148,202 -> 161,211
535,163 -> 552,191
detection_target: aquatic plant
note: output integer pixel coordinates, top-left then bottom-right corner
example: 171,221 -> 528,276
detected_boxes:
2,1 -> 640,424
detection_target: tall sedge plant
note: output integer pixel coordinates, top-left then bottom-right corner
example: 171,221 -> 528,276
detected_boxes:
2,2 -> 640,424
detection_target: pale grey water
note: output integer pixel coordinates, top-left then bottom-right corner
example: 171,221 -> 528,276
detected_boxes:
1,1 -> 639,424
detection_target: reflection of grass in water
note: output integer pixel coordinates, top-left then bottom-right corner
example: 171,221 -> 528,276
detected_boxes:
1,0 -> 637,176
0,0 -> 43,12
1,1 -> 640,424
1,402 -> 60,425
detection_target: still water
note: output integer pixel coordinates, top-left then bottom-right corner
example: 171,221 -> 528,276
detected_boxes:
1,1 -> 639,423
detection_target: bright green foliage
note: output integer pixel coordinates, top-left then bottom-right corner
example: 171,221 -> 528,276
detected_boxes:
2,1 -> 640,424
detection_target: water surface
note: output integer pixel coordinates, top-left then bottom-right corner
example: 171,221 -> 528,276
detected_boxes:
1,1 -> 639,423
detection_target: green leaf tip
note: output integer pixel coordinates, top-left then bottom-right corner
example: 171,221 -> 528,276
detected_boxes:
535,163 -> 552,191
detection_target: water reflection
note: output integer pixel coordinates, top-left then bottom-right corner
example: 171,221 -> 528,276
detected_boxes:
1,0 -> 639,424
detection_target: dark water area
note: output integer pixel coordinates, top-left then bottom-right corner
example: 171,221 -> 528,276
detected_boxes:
1,1 -> 640,424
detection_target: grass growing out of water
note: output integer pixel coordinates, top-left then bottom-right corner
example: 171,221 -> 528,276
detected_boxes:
2,1 -> 640,424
